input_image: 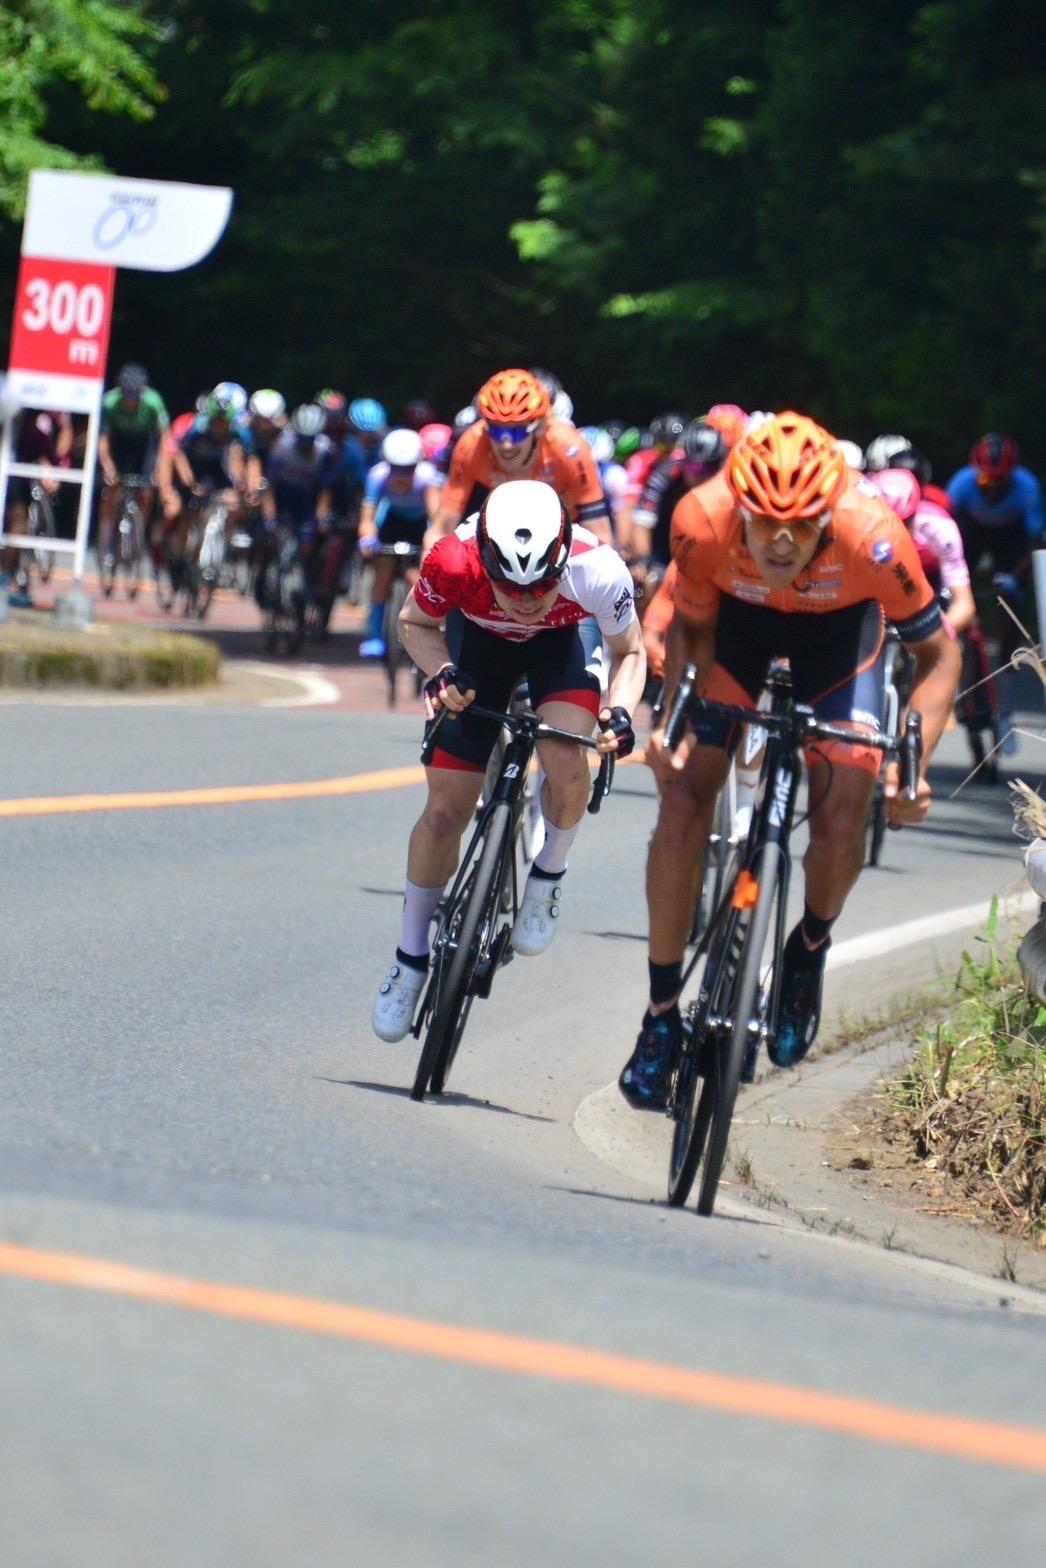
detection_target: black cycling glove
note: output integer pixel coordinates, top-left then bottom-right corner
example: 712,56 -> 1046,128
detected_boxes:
599,705 -> 636,759
422,664 -> 476,709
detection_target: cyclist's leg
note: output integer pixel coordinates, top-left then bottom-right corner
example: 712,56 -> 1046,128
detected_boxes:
773,602 -> 882,1065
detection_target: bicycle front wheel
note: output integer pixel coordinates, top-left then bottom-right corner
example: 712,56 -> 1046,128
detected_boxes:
412,804 -> 512,1102
696,841 -> 785,1216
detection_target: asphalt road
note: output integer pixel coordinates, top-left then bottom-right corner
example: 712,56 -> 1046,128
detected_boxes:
1,692 -> 1044,1567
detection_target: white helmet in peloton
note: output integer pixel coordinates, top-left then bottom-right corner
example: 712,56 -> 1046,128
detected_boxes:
478,480 -> 571,588
836,439 -> 866,471
381,427 -> 424,468
865,433 -> 911,472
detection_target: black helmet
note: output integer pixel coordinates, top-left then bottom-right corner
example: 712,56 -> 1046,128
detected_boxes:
117,363 -> 148,396
649,411 -> 686,448
681,418 -> 727,471
889,447 -> 933,487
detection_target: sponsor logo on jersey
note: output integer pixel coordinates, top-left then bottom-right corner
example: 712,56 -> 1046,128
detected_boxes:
851,710 -> 882,731
732,579 -> 771,601
871,540 -> 895,565
613,587 -> 634,621
892,561 -> 917,596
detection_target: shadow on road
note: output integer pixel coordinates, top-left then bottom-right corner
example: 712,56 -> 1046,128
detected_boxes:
325,1077 -> 555,1123
550,1184 -> 765,1226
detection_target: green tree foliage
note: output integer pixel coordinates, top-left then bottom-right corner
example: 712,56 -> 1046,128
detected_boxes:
0,0 -> 163,216
1,0 -> 1042,467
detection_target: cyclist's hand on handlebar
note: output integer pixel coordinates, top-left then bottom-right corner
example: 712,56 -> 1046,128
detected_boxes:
358,534 -> 380,555
597,706 -> 636,758
422,664 -> 476,720
644,725 -> 693,784
883,762 -> 931,826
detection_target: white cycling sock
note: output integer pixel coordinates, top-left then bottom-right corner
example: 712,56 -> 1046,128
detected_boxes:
533,816 -> 583,877
400,878 -> 445,957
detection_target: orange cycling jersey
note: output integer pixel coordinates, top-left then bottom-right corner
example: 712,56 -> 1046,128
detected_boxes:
670,472 -> 939,640
440,419 -> 609,531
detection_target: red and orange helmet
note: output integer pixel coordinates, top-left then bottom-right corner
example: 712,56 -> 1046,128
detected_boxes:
476,368 -> 551,427
726,411 -> 848,523
970,433 -> 1018,485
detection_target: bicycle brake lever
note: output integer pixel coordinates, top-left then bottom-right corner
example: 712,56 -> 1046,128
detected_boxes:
587,752 -> 615,814
902,710 -> 923,802
420,705 -> 448,764
664,663 -> 697,750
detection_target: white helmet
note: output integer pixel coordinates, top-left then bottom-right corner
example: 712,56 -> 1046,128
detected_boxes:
478,481 -> 571,587
836,439 -> 866,471
381,427 -> 424,468
588,428 -> 614,464
865,433 -> 910,472
552,389 -> 574,423
291,402 -> 326,438
213,380 -> 248,415
249,388 -> 286,421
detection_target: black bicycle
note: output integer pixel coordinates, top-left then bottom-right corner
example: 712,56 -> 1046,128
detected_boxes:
409,701 -> 615,1102
661,662 -> 921,1216
375,542 -> 424,706
866,626 -> 915,867
99,475 -> 148,601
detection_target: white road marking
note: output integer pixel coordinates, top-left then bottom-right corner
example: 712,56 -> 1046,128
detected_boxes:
827,887 -> 1036,971
239,663 -> 342,708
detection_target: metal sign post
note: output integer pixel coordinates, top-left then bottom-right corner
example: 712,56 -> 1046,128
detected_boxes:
1,171 -> 233,612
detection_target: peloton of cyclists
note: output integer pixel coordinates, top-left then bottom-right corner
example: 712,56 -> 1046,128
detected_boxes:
618,411 -> 961,1110
370,478 -> 646,1042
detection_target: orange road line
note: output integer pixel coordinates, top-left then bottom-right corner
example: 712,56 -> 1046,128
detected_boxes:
0,766 -> 426,818
0,747 -> 646,820
0,1241 -> 1043,1474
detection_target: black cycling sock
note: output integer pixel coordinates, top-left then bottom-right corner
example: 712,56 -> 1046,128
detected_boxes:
530,865 -> 564,883
643,1002 -> 680,1029
649,959 -> 683,1009
784,922 -> 828,974
396,946 -> 428,973
800,904 -> 836,951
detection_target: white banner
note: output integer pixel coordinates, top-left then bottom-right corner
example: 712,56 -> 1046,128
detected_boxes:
23,171 -> 233,273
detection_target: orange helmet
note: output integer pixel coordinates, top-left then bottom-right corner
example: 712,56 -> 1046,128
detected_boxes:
726,411 -> 848,523
476,368 -> 550,426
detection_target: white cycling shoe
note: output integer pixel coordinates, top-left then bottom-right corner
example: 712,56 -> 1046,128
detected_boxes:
512,871 -> 564,957
372,956 -> 428,1042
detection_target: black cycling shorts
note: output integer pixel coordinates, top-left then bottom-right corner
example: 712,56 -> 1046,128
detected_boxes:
427,616 -> 602,773
108,433 -> 155,478
378,512 -> 428,549
695,596 -> 887,775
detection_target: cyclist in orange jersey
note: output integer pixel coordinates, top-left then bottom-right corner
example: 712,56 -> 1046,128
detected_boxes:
431,368 -> 612,545
619,412 -> 961,1111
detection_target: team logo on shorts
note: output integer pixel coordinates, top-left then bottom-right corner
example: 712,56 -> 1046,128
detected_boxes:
871,540 -> 895,565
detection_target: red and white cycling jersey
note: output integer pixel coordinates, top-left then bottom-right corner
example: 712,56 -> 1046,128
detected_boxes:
911,501 -> 971,594
413,521 -> 637,644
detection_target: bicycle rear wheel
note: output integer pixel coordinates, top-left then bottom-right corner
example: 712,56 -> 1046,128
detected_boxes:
696,842 -> 785,1216
412,804 -> 512,1101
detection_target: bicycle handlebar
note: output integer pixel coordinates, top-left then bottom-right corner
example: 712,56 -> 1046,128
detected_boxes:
664,663 -> 923,801
422,702 -> 616,814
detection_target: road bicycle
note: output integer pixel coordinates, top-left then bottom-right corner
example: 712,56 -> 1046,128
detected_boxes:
26,482 -> 58,585
866,626 -> 915,866
661,661 -> 921,1217
257,520 -> 307,654
374,541 -> 424,706
99,475 -> 148,601
409,701 -> 615,1102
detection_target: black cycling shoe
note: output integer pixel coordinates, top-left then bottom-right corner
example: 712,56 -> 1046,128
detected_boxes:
618,1007 -> 683,1110
768,924 -> 829,1068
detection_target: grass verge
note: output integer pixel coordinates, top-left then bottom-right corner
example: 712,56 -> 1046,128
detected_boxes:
0,613 -> 219,690
874,902 -> 1045,1240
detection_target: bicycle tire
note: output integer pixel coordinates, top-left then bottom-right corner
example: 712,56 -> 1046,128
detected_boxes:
867,764 -> 888,867
667,904 -> 749,1207
383,576 -> 410,707
120,502 -> 143,600
692,782 -> 738,945
696,842 -> 785,1216
411,804 -> 512,1101
28,492 -> 56,582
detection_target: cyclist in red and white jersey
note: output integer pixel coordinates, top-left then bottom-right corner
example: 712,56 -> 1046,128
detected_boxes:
370,480 -> 646,1041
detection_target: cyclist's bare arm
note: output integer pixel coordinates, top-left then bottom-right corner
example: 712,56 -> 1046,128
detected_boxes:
597,621 -> 647,754
886,624 -> 961,824
430,503 -> 461,542
97,431 -> 118,486
944,582 -> 976,635
358,499 -> 378,543
226,442 -> 246,488
647,610 -> 718,782
399,590 -> 455,681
